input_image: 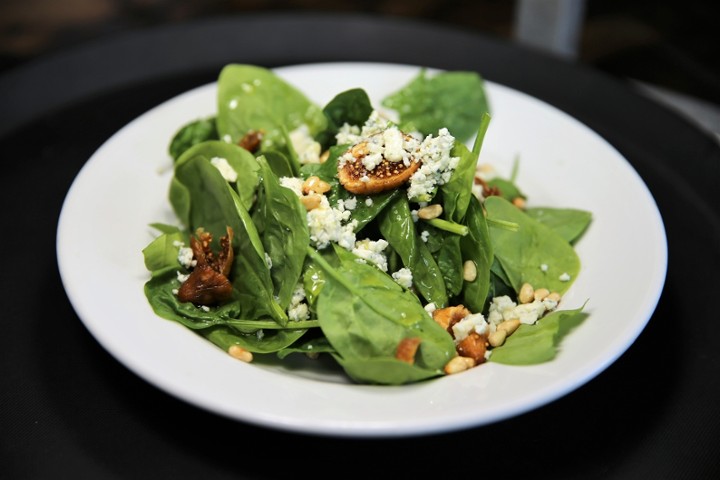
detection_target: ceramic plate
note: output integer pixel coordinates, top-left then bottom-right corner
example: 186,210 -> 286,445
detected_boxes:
56,62 -> 667,437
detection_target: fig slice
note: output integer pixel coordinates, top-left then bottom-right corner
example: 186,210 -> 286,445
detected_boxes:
337,140 -> 421,195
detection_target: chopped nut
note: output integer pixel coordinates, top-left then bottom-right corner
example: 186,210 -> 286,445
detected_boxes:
302,175 -> 331,195
444,356 -> 475,374
395,337 -> 422,364
417,204 -> 443,220
432,305 -> 471,332
463,260 -> 477,282
300,193 -> 323,210
488,330 -> 507,347
456,331 -> 488,364
228,345 -> 253,362
518,282 -> 534,304
497,318 -> 521,336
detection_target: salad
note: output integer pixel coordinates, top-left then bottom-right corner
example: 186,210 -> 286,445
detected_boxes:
142,64 -> 591,385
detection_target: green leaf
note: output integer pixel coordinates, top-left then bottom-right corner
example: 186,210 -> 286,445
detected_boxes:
489,304 -> 588,364
381,69 -> 490,142
216,64 -> 327,150
485,196 -> 581,295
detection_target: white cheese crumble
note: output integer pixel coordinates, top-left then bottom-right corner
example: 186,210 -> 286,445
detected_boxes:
176,244 -> 196,269
559,272 -> 571,282
451,313 -> 488,343
287,284 -> 310,321
289,124 -> 322,164
306,195 -> 358,250
210,157 -> 238,182
352,239 -> 389,272
392,267 -> 413,289
487,294 -> 559,327
279,176 -> 304,196
540,263 -> 549,272
407,128 -> 460,201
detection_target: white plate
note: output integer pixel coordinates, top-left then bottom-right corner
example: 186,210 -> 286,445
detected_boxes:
57,62 -> 667,437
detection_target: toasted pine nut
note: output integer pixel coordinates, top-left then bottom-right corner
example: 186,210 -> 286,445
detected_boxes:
300,193 -> 323,210
547,292 -> 561,302
228,345 -> 253,362
444,356 -> 475,374
319,150 -> 330,163
417,204 -> 443,220
512,197 -> 526,209
497,318 -> 521,336
302,176 -> 331,194
463,260 -> 477,282
534,288 -> 550,301
488,330 -> 507,347
518,282 -> 534,304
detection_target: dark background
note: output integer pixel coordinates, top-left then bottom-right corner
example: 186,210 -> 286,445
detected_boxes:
1,0 -> 719,106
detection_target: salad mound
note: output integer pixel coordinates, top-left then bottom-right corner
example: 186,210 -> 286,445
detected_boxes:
142,64 -> 592,385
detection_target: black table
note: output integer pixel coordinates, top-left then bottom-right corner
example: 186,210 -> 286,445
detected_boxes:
2,13 -> 719,479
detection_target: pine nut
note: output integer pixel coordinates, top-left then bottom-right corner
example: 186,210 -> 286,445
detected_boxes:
497,318 -> 521,336
488,330 -> 507,347
512,197 -> 526,209
463,260 -> 477,282
300,193 -> 323,210
417,204 -> 443,220
534,287 -> 550,301
228,345 -> 253,362
444,356 -> 475,374
547,292 -> 561,302
302,176 -> 331,194
519,282 -> 534,304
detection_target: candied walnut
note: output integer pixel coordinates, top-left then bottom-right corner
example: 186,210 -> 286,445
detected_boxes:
238,130 -> 263,153
456,332 -> 488,365
337,138 -> 421,195
473,175 -> 501,198
432,305 -> 472,333
177,226 -> 235,305
395,337 -> 422,364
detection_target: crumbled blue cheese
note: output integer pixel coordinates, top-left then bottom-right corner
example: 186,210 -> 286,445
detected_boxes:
336,110 -> 391,145
487,294 -> 559,327
176,271 -> 189,283
559,272 -> 571,282
306,195 -> 358,250
176,243 -> 196,269
210,156 -> 238,182
352,239 -> 389,272
407,128 -> 459,201
287,284 -> 310,321
289,124 -> 322,164
420,230 -> 430,243
392,267 -> 413,289
264,253 -> 273,269
364,197 -> 373,207
279,176 -> 304,196
540,263 -> 549,272
451,313 -> 488,343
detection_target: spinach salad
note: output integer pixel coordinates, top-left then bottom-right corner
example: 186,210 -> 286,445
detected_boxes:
142,64 -> 591,385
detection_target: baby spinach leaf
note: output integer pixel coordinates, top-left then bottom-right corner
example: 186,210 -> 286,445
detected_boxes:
252,156 -> 310,308
317,88 -> 373,148
201,325 -> 309,354
525,207 -> 593,244
227,186 -> 289,325
381,69 -> 489,143
310,247 -> 456,385
460,195 -> 494,313
216,64 -> 327,150
168,116 -> 219,161
485,196 -> 580,295
489,305 -> 588,364
171,141 -> 260,217
142,230 -> 186,272
379,195 -> 448,307
441,113 -> 491,222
